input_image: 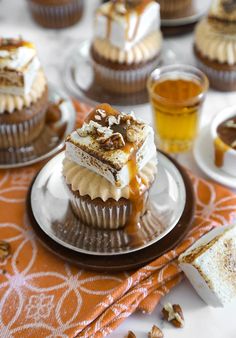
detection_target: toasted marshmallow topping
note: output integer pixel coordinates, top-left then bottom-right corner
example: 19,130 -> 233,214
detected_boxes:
95,0 -> 160,50
0,37 -> 40,95
179,225 -> 236,307
209,0 -> 236,22
65,103 -> 157,188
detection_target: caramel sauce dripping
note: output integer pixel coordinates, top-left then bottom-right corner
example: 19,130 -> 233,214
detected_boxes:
0,39 -> 34,51
104,0 -> 152,42
214,116 -> 236,168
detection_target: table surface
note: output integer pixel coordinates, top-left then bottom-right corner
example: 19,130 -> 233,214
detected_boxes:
1,1 -> 236,337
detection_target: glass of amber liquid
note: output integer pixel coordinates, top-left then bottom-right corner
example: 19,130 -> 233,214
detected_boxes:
147,64 -> 209,153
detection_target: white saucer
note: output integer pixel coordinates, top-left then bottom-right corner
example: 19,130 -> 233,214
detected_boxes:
193,127 -> 236,189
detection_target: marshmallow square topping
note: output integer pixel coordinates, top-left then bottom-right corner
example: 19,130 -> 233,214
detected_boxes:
179,225 -> 236,307
0,39 -> 40,95
95,1 -> 160,50
65,105 -> 157,188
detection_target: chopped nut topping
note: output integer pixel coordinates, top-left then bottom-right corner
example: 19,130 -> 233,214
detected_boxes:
126,126 -> 139,143
96,108 -> 106,118
98,132 -> 125,150
0,241 -> 11,262
222,0 -> 236,13
94,114 -> 102,121
148,325 -> 164,338
162,303 -> 184,328
107,115 -> 121,127
126,331 -> 136,338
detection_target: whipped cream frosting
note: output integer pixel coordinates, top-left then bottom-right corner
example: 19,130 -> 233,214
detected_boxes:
95,1 -> 160,50
195,19 -> 236,65
0,70 -> 47,113
179,225 -> 236,307
209,0 -> 236,22
63,156 -> 157,201
93,30 -> 162,64
65,104 -> 157,188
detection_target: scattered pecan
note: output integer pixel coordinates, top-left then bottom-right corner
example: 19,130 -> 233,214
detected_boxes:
98,132 -> 125,150
148,325 -> 164,338
46,101 -> 63,123
222,0 -> 236,13
0,241 -> 11,262
126,330 -> 136,338
162,303 -> 184,328
126,126 -> 139,143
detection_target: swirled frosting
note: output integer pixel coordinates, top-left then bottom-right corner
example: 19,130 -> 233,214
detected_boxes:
93,30 -> 162,64
195,19 -> 236,65
0,70 -> 47,113
63,157 -> 157,202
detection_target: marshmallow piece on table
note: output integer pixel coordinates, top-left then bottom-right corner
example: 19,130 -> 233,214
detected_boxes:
95,1 -> 160,51
179,225 -> 236,307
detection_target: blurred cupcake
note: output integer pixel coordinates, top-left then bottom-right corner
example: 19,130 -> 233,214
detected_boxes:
27,0 -> 84,29
156,0 -> 192,18
63,103 -> 157,230
90,0 -> 162,95
0,37 -> 48,149
194,0 -> 236,91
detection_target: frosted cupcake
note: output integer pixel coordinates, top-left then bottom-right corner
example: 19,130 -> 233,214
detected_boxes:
156,0 -> 192,18
0,37 -> 48,149
27,0 -> 84,29
63,103 -> 157,230
91,0 -> 162,94
194,0 -> 236,91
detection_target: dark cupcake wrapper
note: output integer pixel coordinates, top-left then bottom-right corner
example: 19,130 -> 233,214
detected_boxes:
195,57 -> 236,91
27,0 -> 84,28
0,108 -> 46,149
92,56 -> 161,94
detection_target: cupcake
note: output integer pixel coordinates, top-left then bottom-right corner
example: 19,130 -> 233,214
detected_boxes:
156,0 -> 192,18
63,103 -> 157,230
27,0 -> 84,29
0,37 -> 48,149
194,0 -> 236,91
90,0 -> 162,95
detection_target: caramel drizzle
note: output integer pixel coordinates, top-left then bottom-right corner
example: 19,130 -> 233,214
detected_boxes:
105,0 -> 151,42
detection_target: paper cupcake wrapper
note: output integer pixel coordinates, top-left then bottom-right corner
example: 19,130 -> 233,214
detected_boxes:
157,0 -> 191,13
27,0 -> 84,28
92,56 -> 161,94
0,109 -> 46,149
196,57 -> 236,91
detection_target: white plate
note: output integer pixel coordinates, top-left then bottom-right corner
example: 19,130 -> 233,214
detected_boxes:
193,127 -> 236,189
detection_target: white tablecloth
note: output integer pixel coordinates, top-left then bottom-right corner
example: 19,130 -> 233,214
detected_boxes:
1,0 -> 235,337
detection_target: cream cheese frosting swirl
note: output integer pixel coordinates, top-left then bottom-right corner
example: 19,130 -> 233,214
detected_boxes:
93,30 -> 162,64
0,69 -> 47,113
195,19 -> 236,65
63,157 -> 157,202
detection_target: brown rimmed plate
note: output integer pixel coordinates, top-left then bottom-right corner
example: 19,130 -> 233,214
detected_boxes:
27,151 -> 195,272
0,86 -> 76,169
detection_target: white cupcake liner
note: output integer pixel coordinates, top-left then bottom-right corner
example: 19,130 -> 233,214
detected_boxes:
0,109 -> 46,149
195,57 -> 236,91
27,0 -> 84,28
157,0 -> 191,13
92,56 -> 161,94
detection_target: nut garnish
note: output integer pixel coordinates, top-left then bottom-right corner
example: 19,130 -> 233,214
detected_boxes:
98,132 -> 125,150
96,108 -> 106,118
148,325 -> 164,338
0,241 -> 11,262
162,303 -> 184,328
126,331 -> 136,338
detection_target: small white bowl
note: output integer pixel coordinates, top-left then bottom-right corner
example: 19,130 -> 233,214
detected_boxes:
211,105 -> 236,177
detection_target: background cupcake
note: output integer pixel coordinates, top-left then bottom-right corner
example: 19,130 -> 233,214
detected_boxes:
156,0 -> 192,18
0,37 -> 48,149
194,0 -> 236,91
27,0 -> 84,29
63,103 -> 157,230
90,0 -> 162,95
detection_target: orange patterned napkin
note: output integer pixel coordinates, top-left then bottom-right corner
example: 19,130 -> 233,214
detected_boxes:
0,102 -> 236,338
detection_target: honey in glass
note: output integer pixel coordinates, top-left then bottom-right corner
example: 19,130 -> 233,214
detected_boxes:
147,65 -> 209,153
